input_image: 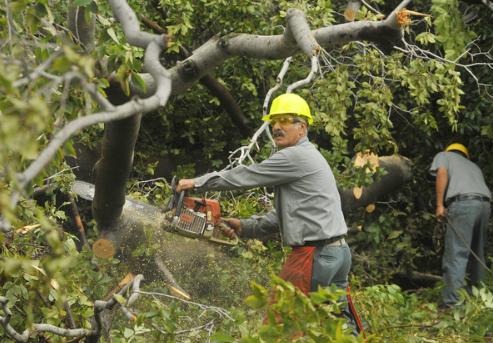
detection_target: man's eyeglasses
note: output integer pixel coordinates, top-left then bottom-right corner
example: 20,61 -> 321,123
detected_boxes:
270,115 -> 305,126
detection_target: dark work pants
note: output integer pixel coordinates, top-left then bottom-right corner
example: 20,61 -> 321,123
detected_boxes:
443,199 -> 491,305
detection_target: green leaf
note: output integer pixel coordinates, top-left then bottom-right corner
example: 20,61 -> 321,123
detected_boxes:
131,73 -> 147,93
107,27 -> 119,43
113,294 -> 126,305
387,230 -> 403,240
123,327 -> 133,338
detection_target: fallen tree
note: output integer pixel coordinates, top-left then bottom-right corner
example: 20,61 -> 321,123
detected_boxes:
3,0 -> 493,341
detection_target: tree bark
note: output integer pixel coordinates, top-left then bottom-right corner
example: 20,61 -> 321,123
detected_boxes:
139,15 -> 251,137
339,155 -> 412,215
68,2 -> 96,52
92,82 -> 142,230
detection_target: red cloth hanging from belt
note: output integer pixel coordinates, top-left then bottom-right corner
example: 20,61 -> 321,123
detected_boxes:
279,246 -> 316,295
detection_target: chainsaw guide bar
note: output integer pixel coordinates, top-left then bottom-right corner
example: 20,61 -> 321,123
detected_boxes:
71,180 -> 238,246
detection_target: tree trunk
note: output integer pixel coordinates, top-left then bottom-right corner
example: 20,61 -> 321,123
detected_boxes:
68,2 -> 96,52
92,82 -> 142,230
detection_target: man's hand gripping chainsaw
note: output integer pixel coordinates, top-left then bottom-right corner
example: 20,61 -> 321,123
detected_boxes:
164,177 -> 239,246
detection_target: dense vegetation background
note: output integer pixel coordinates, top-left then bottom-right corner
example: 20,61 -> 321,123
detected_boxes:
1,0 -> 492,341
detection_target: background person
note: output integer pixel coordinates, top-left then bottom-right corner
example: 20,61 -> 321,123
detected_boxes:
430,143 -> 491,308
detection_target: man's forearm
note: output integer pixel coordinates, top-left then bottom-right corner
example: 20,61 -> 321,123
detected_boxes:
435,168 -> 448,207
240,210 -> 279,238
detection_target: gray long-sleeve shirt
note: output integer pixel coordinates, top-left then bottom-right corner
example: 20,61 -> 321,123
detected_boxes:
193,136 -> 348,246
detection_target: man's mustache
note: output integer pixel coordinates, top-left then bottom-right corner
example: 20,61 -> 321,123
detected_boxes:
273,130 -> 284,138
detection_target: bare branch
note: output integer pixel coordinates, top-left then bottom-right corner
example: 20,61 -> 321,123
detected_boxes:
0,275 -> 145,342
262,57 -> 292,115
395,38 -> 493,90
286,9 -> 321,56
0,297 -> 29,342
2,0 -> 15,51
107,0 -> 163,48
225,56 -> 294,169
135,0 -> 411,95
136,290 -> 233,321
12,51 -> 63,87
287,55 -> 320,92
361,0 -> 382,15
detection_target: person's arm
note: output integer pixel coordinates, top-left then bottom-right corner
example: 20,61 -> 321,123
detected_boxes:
177,149 -> 301,192
435,167 -> 448,219
221,210 -> 279,239
239,209 -> 279,238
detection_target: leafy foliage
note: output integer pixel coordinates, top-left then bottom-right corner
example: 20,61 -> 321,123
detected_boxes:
1,0 -> 493,341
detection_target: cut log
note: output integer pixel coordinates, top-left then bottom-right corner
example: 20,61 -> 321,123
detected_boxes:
339,155 -> 412,215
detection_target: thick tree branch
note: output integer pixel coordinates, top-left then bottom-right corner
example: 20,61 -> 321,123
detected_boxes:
92,84 -> 142,230
90,0 -> 172,232
137,0 -> 411,96
339,155 -> 412,215
198,75 -> 250,136
139,14 -> 250,136
107,0 -> 161,48
286,9 -> 321,56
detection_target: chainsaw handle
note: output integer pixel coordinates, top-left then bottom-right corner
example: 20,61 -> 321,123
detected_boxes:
165,176 -> 185,215
210,221 -> 239,246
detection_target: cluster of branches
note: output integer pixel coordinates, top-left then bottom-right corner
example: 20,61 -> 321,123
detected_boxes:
0,275 -> 144,342
1,0 -> 412,228
3,0 -> 492,341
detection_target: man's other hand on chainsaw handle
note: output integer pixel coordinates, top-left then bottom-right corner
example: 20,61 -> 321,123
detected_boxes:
176,179 -> 195,192
222,218 -> 241,239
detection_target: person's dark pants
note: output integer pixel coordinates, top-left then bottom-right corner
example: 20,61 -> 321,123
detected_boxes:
442,199 -> 491,306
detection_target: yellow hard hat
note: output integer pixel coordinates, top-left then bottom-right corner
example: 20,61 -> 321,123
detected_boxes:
445,143 -> 469,158
262,93 -> 313,125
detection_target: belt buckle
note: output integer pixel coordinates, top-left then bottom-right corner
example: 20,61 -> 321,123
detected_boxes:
327,238 -> 344,246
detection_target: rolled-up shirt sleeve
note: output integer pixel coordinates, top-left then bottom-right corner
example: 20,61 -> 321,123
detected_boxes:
430,152 -> 449,176
240,209 -> 279,238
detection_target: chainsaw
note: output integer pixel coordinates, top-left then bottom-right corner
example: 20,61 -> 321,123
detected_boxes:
71,179 -> 238,246
164,177 -> 238,246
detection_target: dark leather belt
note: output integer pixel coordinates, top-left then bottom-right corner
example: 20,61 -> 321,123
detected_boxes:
302,235 -> 346,247
445,194 -> 490,207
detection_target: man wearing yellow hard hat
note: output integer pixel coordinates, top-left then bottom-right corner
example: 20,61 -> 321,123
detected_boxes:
177,93 -> 361,333
430,143 -> 491,308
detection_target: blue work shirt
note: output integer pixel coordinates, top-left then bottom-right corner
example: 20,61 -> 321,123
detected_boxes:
193,136 -> 348,246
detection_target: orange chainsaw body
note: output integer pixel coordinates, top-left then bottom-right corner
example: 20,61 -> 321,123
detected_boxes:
182,197 -> 221,225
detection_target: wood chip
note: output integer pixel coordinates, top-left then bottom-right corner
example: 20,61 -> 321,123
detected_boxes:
353,151 -> 379,173
15,224 -> 41,235
169,285 -> 191,301
105,272 -> 135,300
366,203 -> 376,213
353,187 -> 363,199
